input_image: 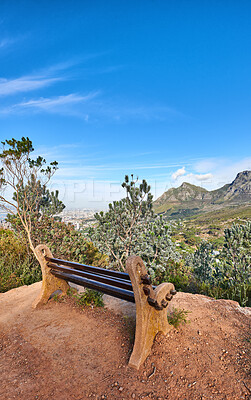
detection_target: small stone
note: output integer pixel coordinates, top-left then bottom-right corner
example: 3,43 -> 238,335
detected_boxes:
114,382 -> 119,386
132,394 -> 136,399
197,330 -> 202,336
119,387 -> 124,392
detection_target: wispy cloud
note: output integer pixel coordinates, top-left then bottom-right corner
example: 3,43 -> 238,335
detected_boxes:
0,76 -> 62,96
0,53 -> 183,121
16,92 -> 98,110
0,57 -> 84,97
0,92 -> 99,117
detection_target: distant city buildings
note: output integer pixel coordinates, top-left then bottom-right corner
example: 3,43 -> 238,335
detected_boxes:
0,208 -> 97,231
56,208 -> 97,230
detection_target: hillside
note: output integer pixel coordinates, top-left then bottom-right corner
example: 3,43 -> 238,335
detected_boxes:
154,170 -> 251,218
0,282 -> 250,399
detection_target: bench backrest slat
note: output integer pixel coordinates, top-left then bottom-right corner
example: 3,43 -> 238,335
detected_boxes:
45,256 -> 131,281
48,263 -> 134,292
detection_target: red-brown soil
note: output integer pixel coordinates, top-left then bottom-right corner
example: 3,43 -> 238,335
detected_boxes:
0,282 -> 250,400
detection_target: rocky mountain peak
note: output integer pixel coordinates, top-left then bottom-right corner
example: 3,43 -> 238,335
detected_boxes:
153,170 -> 251,216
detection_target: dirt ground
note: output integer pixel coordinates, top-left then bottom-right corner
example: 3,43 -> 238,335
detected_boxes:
0,282 -> 250,400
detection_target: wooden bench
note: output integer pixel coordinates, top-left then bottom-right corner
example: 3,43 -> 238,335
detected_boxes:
33,244 -> 177,369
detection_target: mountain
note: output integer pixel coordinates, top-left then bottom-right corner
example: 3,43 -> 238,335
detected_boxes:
153,170 -> 251,218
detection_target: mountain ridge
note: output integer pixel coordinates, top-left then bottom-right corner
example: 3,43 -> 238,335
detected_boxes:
153,170 -> 251,218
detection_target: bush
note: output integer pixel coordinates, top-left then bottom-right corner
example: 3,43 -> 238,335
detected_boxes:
167,307 -> 190,329
0,218 -> 107,293
0,228 -> 29,265
192,222 -> 251,306
0,257 -> 41,293
148,260 -> 193,292
0,229 -> 41,292
9,215 -> 108,267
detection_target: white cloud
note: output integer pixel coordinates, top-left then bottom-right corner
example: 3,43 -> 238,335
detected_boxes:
172,167 -> 186,180
195,173 -> 213,181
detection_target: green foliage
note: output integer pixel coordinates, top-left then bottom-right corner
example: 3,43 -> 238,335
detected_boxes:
89,174 -> 179,271
167,307 -> 190,329
67,287 -> 104,307
193,241 -> 216,282
25,215 -> 108,266
182,228 -> 201,246
0,220 -> 106,293
208,236 -> 224,248
134,216 -> 179,267
0,137 -> 61,256
9,174 -> 65,219
0,229 -> 41,292
148,259 -> 192,291
0,228 -> 28,265
89,174 -> 154,270
0,259 -> 40,293
192,222 -> 251,306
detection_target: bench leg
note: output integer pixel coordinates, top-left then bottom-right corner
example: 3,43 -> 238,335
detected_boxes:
126,256 -> 174,370
32,244 -> 70,309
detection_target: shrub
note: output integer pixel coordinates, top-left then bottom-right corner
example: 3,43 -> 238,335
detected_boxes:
0,218 -> 107,293
0,258 -> 41,292
167,307 -> 190,329
0,229 -> 41,292
192,222 -> 251,306
148,260 -> 192,291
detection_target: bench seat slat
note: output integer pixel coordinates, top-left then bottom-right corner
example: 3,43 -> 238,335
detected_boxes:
48,263 -> 134,292
45,256 -> 131,281
51,270 -> 135,303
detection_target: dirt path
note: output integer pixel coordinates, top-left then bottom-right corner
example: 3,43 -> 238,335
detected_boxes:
0,282 -> 250,400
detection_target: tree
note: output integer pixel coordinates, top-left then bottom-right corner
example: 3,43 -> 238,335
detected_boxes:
193,241 -> 216,283
88,174 -> 179,271
221,222 -> 251,306
0,137 -> 61,258
11,174 -> 65,218
192,222 -> 251,306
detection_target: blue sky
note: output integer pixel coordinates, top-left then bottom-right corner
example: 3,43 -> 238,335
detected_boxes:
0,0 -> 250,209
